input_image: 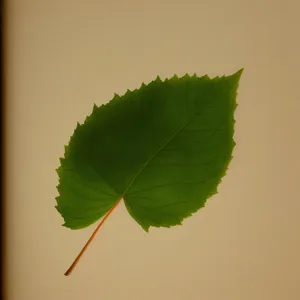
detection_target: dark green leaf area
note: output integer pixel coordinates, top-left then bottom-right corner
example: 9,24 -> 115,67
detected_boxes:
56,70 -> 243,231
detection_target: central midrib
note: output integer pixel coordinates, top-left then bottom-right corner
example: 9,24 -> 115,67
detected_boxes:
121,113 -> 194,198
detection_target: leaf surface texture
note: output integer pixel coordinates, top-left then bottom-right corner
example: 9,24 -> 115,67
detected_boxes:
56,70 -> 243,231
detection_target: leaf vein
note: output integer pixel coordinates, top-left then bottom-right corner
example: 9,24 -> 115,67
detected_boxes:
129,179 -> 206,196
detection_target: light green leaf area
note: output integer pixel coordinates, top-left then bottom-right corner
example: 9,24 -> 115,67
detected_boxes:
56,69 -> 243,232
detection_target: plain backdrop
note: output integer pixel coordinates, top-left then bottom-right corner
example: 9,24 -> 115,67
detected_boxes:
5,0 -> 300,299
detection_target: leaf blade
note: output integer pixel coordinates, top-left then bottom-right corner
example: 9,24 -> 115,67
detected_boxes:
56,69 -> 243,231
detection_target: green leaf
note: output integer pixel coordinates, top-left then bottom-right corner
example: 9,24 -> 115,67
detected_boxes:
56,69 -> 243,232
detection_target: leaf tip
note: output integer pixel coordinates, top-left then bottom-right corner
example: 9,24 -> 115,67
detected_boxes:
231,68 -> 244,80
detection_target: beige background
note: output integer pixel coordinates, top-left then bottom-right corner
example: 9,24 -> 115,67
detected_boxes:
5,0 -> 300,299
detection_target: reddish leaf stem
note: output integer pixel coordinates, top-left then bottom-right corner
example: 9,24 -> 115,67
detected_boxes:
64,198 -> 122,276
